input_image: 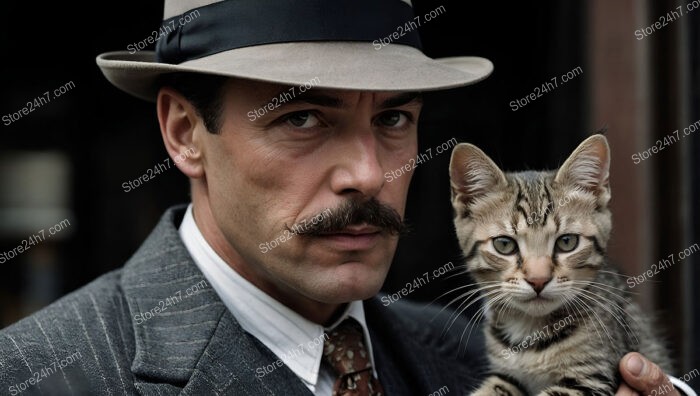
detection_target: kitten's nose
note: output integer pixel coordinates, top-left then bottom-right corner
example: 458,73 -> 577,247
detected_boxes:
526,277 -> 552,294
523,256 -> 553,294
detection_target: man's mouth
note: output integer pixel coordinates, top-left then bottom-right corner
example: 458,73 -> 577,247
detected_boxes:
315,224 -> 382,250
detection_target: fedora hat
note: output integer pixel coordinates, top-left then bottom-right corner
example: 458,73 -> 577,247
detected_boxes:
96,0 -> 493,102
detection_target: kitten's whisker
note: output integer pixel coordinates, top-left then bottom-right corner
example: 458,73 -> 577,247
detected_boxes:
460,293 -> 508,353
458,298 -> 488,349
571,280 -> 636,298
563,293 -> 598,343
573,287 -> 640,344
460,303 -> 489,353
443,270 -> 471,281
456,296 -> 493,352
438,291 -> 478,336
569,297 -> 603,344
444,288 -> 502,333
573,279 -> 628,291
439,285 -> 501,315
571,295 -> 611,346
570,280 -> 642,328
430,283 -> 501,321
574,290 -> 638,346
495,296 -> 514,324
439,288 -> 499,337
598,270 -> 632,278
572,285 -> 638,329
571,282 -> 635,306
572,295 -> 613,344
442,264 -> 469,276
431,281 -> 501,303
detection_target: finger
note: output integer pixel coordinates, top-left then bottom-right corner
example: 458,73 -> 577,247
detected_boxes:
618,352 -> 680,396
615,382 -> 640,396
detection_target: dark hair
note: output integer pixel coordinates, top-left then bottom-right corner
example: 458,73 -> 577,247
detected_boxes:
157,72 -> 229,134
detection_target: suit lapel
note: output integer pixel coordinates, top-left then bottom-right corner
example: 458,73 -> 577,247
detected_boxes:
181,310 -> 313,395
365,297 -> 435,394
364,297 -> 486,395
121,207 -> 312,395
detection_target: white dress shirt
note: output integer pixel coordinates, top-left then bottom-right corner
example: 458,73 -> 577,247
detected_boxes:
178,204 -> 379,395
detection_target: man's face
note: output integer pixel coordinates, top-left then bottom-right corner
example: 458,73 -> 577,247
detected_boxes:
194,79 -> 421,306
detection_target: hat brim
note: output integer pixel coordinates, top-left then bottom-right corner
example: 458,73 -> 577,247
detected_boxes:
96,42 -> 493,102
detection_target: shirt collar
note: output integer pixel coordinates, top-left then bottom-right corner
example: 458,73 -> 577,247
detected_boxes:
178,204 -> 377,390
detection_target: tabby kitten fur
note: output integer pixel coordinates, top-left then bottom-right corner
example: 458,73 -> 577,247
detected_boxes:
448,135 -> 671,395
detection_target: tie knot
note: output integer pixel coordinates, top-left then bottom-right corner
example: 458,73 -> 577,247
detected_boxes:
323,318 -> 383,395
323,318 -> 371,376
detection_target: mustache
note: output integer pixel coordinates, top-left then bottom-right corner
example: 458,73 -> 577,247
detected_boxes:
288,198 -> 409,236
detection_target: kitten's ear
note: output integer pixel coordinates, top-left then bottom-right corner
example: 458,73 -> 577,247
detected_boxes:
449,143 -> 507,207
554,134 -> 610,198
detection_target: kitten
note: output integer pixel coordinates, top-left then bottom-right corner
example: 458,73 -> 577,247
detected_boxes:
448,135 -> 672,395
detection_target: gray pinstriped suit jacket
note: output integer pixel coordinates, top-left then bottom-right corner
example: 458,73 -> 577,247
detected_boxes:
0,206 -> 486,395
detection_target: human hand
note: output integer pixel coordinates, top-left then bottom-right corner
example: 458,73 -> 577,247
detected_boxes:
616,352 -> 680,396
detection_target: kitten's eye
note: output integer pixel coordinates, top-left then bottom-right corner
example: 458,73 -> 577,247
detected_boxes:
555,234 -> 579,252
284,111 -> 320,128
493,236 -> 518,255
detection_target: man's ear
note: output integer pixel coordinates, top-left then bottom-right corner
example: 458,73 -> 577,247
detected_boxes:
157,86 -> 204,179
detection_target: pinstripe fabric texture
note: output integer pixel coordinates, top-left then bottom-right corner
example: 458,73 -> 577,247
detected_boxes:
0,206 -> 486,395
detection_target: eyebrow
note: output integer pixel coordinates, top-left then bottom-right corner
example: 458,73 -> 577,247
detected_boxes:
378,92 -> 423,109
258,90 -> 423,111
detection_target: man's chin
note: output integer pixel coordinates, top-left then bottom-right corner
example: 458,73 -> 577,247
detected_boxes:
304,262 -> 388,304
313,287 -> 382,305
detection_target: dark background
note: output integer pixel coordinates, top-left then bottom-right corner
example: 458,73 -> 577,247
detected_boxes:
1,0 -> 698,388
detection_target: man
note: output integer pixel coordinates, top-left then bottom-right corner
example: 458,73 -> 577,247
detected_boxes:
0,0 -> 690,395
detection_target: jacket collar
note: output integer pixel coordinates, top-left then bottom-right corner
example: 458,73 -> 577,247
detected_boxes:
120,206 -> 312,394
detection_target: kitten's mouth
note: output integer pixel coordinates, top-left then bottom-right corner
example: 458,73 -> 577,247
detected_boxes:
515,296 -> 560,317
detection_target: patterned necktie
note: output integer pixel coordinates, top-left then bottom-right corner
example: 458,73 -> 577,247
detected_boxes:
323,318 -> 385,396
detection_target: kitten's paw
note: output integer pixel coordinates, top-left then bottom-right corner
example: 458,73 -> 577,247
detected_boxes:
470,375 -> 527,396
536,386 -> 585,396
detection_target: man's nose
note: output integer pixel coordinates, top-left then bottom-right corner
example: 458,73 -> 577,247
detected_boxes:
330,132 -> 385,198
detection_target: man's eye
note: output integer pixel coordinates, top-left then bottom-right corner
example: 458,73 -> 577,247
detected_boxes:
284,111 -> 320,128
377,111 -> 408,128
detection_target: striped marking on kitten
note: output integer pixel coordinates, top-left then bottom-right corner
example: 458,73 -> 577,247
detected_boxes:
448,135 -> 672,395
